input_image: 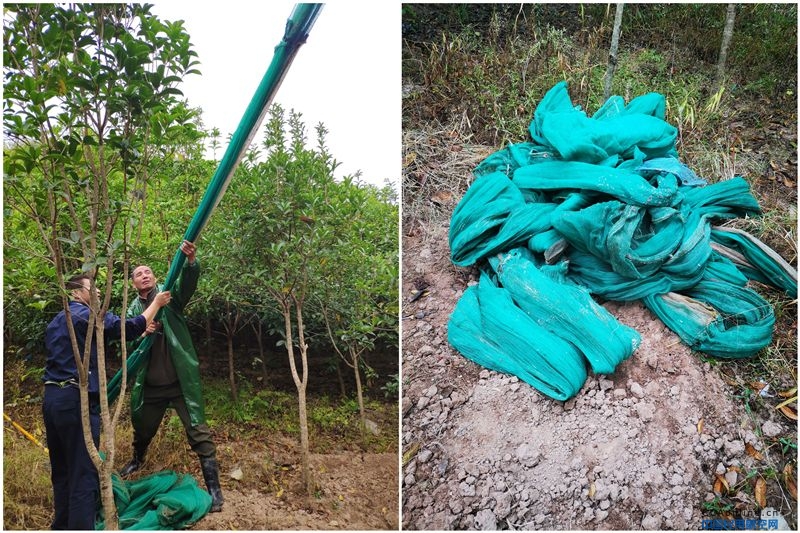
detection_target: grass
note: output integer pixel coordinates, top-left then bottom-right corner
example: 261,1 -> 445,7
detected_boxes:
2,434 -> 52,530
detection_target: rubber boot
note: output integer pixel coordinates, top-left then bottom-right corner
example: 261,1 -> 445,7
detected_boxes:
119,444 -> 147,477
200,456 -> 224,512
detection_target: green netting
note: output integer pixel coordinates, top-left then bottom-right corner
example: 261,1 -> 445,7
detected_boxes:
447,81 -> 797,400
710,226 -> 799,294
107,3 -> 323,404
448,272 -> 588,401
98,5 -> 321,526
96,471 -> 212,530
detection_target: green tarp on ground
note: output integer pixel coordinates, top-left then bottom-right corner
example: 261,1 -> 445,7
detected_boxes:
447,81 -> 797,400
96,471 -> 211,530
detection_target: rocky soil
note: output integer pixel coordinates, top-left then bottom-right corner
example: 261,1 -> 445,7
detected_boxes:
401,222 -> 795,530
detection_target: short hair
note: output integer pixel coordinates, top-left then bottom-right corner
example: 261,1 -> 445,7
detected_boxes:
130,265 -> 149,279
66,274 -> 91,291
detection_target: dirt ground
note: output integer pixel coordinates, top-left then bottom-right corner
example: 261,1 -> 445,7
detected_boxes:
191,451 -> 399,530
1,378 -> 399,531
401,222 -> 796,530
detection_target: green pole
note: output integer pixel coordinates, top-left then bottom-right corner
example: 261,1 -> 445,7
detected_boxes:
108,4 -> 323,403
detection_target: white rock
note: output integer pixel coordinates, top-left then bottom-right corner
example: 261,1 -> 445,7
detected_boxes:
630,382 -> 645,398
642,514 -> 662,529
762,420 -> 783,438
475,509 -> 497,530
364,418 -> 380,435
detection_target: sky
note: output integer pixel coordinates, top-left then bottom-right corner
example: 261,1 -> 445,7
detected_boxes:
149,1 -> 400,187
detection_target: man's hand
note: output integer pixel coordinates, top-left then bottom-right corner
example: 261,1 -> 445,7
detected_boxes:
154,290 -> 171,308
181,240 -> 197,263
144,320 -> 162,337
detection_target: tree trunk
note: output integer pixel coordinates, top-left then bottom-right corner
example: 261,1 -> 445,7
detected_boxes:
227,328 -> 238,402
283,296 -> 312,494
714,4 -> 736,93
297,385 -> 310,492
351,347 -> 366,430
98,469 -> 118,529
225,302 -> 239,402
335,358 -> 346,398
603,3 -> 624,102
254,320 -> 269,385
93,323 -> 118,530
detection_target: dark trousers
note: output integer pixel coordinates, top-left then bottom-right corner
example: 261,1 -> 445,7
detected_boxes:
43,385 -> 100,530
133,382 -> 215,458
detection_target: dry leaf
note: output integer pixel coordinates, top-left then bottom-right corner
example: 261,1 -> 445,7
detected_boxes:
778,405 -> 798,421
430,190 -> 453,205
715,474 -> 730,494
402,442 -> 420,466
745,443 -> 764,461
784,464 -> 797,500
778,387 -> 797,398
787,478 -> 798,501
589,482 -> 596,499
403,151 -> 417,167
775,395 -> 797,409
783,176 -> 796,188
750,381 -> 767,393
755,477 -> 767,508
697,418 -> 704,434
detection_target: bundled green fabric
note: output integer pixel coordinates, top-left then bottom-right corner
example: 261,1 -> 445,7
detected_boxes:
447,81 -> 797,400
448,272 -> 588,401
710,226 -> 798,295
96,471 -> 211,530
643,278 -> 775,359
449,172 -> 554,266
488,249 -> 639,375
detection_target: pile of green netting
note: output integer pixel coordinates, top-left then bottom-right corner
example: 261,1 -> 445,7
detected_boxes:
447,81 -> 797,401
95,471 -> 211,530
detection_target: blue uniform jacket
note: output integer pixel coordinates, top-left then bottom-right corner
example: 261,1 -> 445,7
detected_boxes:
44,300 -> 147,393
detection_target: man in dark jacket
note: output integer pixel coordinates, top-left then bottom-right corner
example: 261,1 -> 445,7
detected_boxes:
43,274 -> 170,530
118,240 -> 223,512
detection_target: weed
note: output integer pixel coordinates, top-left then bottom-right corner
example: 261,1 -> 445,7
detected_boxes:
703,496 -> 735,515
309,400 -> 356,432
779,437 -> 797,456
381,374 -> 399,398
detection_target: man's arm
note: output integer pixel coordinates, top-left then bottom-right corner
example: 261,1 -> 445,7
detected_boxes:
104,291 -> 171,340
173,240 -> 199,312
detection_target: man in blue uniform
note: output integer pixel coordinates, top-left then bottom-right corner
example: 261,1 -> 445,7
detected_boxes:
43,274 -> 170,530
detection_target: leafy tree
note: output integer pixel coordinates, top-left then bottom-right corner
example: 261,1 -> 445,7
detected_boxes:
3,4 -> 198,527
209,105 -> 346,493
318,177 -> 399,429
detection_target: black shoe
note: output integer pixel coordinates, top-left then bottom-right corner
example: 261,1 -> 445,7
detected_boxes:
119,444 -> 147,477
119,456 -> 142,477
200,456 -> 224,512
